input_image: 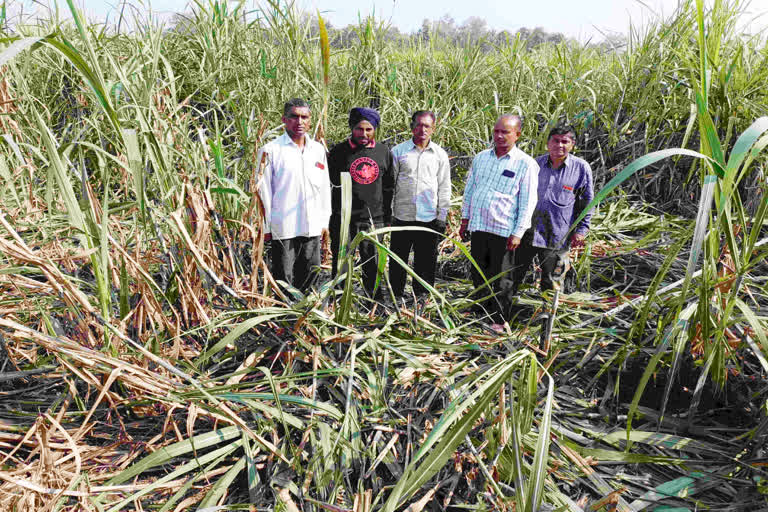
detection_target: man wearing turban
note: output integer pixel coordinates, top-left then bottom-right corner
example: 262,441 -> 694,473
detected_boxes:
328,107 -> 395,299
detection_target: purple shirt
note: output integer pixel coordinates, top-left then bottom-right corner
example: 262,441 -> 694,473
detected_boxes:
531,154 -> 594,249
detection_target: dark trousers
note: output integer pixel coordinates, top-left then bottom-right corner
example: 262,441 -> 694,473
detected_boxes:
388,218 -> 440,298
270,235 -> 322,292
329,216 -> 382,297
511,232 -> 568,292
470,231 -> 510,322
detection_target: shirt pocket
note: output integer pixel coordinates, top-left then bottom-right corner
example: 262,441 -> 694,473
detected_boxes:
547,182 -> 575,207
306,161 -> 329,190
495,169 -> 521,195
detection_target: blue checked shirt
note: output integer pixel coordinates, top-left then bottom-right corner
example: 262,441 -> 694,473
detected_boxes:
461,146 -> 538,239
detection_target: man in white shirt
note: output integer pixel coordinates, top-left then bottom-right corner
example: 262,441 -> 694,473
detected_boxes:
389,110 -> 451,300
256,98 -> 331,292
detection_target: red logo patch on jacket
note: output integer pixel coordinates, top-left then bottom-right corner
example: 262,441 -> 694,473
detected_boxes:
349,157 -> 379,185
315,161 -> 325,170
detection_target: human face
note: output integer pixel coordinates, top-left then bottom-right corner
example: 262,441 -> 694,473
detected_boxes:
351,120 -> 375,147
282,106 -> 311,143
547,132 -> 575,166
493,117 -> 521,156
411,114 -> 435,148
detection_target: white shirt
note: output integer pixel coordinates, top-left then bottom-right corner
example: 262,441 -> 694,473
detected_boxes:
256,133 -> 331,240
391,139 -> 451,222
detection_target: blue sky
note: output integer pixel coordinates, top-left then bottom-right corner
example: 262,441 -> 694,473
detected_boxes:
15,0 -> 768,41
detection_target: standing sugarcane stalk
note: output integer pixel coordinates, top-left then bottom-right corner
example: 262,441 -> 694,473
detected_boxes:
316,11 -> 331,148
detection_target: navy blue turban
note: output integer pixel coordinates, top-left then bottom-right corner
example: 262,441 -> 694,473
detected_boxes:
348,107 -> 380,129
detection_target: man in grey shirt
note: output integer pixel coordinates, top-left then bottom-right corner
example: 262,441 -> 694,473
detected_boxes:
389,110 -> 451,300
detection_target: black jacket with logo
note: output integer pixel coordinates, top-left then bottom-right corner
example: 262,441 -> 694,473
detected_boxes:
328,140 -> 395,224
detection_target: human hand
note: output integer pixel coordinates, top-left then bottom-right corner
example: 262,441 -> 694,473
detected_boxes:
459,219 -> 470,242
571,233 -> 585,248
506,235 -> 521,251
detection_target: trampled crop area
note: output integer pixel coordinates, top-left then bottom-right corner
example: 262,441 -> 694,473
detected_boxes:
0,1 -> 766,510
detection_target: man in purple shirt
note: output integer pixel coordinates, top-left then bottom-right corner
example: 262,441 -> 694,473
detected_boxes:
510,124 -> 594,294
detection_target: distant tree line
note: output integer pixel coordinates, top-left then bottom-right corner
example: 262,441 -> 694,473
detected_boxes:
166,9 -> 626,51
306,14 -> 626,50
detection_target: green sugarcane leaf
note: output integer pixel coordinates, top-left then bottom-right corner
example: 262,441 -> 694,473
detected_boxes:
694,90 -> 725,174
629,473 -> 709,511
197,312 -> 285,365
122,129 -> 145,221
724,117 -> 768,176
0,35 -> 47,68
526,373 -> 554,512
570,149 -> 716,234
197,457 -> 246,509
382,352 -> 532,511
210,187 -> 240,195
577,448 -> 688,464
734,299 -> 768,370
601,431 -> 722,454
627,303 -> 697,441
242,431 -> 259,503
215,394 -> 343,419
104,440 -> 242,512
99,427 -> 241,489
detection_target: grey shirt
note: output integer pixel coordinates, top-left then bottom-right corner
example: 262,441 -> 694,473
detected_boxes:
391,139 -> 451,222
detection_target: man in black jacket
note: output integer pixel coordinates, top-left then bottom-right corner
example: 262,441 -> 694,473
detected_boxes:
328,107 -> 395,298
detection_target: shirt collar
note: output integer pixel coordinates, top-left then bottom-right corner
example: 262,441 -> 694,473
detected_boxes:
281,132 -> 309,148
546,153 -> 571,170
348,138 -> 376,149
408,139 -> 436,152
493,145 -> 518,159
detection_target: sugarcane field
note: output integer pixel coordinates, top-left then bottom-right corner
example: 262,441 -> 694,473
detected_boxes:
0,0 -> 767,510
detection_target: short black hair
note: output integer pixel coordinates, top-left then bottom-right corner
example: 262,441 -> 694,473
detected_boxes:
548,124 -> 576,141
410,110 -> 436,128
283,98 -> 310,117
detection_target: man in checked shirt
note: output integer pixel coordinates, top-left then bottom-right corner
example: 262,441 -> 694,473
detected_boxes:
459,114 -> 538,331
